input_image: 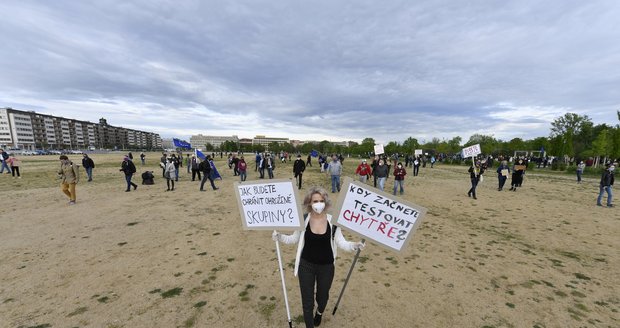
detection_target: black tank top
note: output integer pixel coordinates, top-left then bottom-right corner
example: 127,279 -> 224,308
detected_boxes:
301,224 -> 333,265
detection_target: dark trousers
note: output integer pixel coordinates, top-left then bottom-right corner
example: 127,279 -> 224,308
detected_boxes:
125,174 -> 137,191
191,169 -> 202,181
413,165 -> 420,176
200,173 -> 217,190
298,259 -> 334,328
468,178 -> 478,197
11,166 -> 20,177
259,167 -> 265,178
498,176 -> 507,190
295,173 -> 303,189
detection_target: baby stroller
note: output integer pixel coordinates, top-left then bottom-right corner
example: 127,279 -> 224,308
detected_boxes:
141,171 -> 155,185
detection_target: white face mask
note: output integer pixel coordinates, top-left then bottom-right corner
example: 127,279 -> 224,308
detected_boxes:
398,165 -> 402,168
312,202 -> 326,214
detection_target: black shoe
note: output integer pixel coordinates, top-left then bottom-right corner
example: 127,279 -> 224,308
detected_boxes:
314,313 -> 322,326
467,192 -> 471,197
133,184 -> 137,190
213,187 -> 219,190
608,204 -> 615,208
473,196 -> 477,200
125,189 -> 130,192
597,203 -> 603,206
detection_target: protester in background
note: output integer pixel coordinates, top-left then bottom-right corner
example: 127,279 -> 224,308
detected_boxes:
8,154 -> 21,178
164,157 -> 176,191
307,153 -> 312,167
326,155 -> 342,193
58,155 -> 79,205
496,160 -> 510,191
186,154 -> 191,174
199,155 -> 218,191
140,152 -> 146,165
232,154 -> 240,176
393,162 -> 407,195
120,155 -> 138,192
467,161 -> 483,200
82,154 -> 95,182
255,152 -> 261,172
293,154 -> 306,189
355,159 -> 372,183
0,149 -> 12,174
430,155 -> 436,168
371,155 -> 380,187
597,162 -> 615,207
273,187 -> 364,328
576,161 -> 585,183
413,156 -> 421,177
128,152 -> 133,161
171,154 -> 180,181
238,156 -> 248,182
258,153 -> 265,179
190,155 -> 202,181
375,158 -> 389,191
510,159 -> 526,191
262,153 -> 275,179
160,152 -> 167,178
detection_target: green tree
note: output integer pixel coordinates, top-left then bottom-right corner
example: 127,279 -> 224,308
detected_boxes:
402,137 -> 419,154
267,142 -> 281,152
550,113 -> 593,158
384,141 -> 400,155
447,136 -> 462,154
204,143 -> 214,151
465,134 -> 500,155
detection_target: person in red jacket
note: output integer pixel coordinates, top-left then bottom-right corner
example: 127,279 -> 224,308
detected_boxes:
355,159 -> 372,183
393,162 -> 407,195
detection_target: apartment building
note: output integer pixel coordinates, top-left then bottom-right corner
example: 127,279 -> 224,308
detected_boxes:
190,134 -> 239,149
0,107 -> 162,150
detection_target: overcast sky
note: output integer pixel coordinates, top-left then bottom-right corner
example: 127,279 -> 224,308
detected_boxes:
1,0 -> 619,144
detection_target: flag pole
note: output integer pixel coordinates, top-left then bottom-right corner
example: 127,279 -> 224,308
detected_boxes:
332,238 -> 365,316
274,230 -> 293,328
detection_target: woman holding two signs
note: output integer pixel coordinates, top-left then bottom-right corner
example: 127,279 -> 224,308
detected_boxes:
273,186 -> 365,327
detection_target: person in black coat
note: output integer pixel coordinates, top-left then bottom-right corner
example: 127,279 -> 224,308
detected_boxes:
120,156 -> 138,192
199,156 -> 218,191
82,154 -> 95,182
467,162 -> 484,199
293,154 -> 306,190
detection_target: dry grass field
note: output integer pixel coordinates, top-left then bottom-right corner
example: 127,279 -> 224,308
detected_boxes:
0,152 -> 618,328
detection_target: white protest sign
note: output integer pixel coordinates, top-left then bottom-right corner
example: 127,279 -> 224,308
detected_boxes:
374,144 -> 385,155
462,144 -> 482,158
333,178 -> 427,253
414,149 -> 422,155
234,179 -> 304,230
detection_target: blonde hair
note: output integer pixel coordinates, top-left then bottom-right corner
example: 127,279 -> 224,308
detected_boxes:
303,186 -> 332,213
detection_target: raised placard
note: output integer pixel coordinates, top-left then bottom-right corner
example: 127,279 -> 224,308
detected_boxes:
332,177 -> 427,253
374,144 -> 385,155
414,149 -> 422,155
234,179 -> 304,230
462,144 -> 482,157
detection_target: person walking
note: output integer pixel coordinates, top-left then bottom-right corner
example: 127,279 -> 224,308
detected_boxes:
355,159 -> 372,183
82,154 -> 95,182
306,153 -> 313,167
413,156 -> 421,176
467,161 -> 484,200
597,162 -> 615,207
393,162 -> 407,195
326,155 -> 342,193
510,159 -> 526,191
120,156 -> 138,192
164,157 -> 177,191
272,187 -> 364,328
496,160 -> 510,191
255,152 -> 261,172
262,153 -> 275,179
0,149 -> 12,174
199,155 -> 218,191
140,152 -> 146,165
58,155 -> 79,205
374,158 -> 389,191
190,155 -> 202,181
238,156 -> 248,182
160,152 -> 167,178
293,154 -> 306,189
371,155 -> 379,187
8,154 -> 21,178
576,161 -> 585,183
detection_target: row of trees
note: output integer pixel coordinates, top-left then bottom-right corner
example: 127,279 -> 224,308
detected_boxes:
200,112 -> 620,164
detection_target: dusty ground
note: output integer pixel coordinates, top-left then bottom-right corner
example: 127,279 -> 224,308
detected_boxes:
0,153 -> 618,328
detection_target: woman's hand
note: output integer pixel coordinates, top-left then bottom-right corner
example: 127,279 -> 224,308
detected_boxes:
272,231 -> 281,242
354,241 -> 365,251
